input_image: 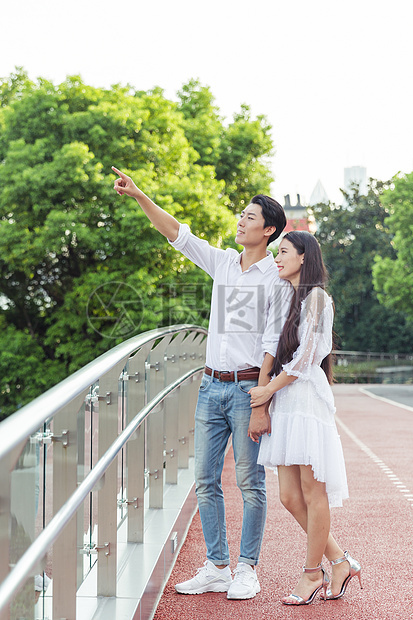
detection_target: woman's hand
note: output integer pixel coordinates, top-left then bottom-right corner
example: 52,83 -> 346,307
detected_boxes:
248,385 -> 273,407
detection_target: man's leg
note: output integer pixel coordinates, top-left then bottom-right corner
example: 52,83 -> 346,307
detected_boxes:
175,375 -> 232,594
194,376 -> 231,565
230,380 -> 267,564
226,379 -> 266,599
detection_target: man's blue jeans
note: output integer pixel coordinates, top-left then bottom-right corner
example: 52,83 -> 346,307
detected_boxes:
194,372 -> 267,567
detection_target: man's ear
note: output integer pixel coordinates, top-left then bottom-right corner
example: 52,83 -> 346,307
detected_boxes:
264,226 -> 276,238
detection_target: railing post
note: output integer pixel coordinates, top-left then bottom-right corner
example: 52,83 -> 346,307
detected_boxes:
97,359 -> 127,596
188,375 -> 201,457
176,332 -> 206,467
164,332 -> 187,484
189,334 -> 206,457
146,336 -> 172,508
164,331 -> 187,385
52,392 -> 88,620
147,402 -> 164,509
125,344 -> 151,543
164,390 -> 179,484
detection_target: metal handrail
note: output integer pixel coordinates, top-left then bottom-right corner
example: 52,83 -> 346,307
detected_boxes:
0,323 -> 207,460
333,350 -> 412,358
0,365 -> 203,613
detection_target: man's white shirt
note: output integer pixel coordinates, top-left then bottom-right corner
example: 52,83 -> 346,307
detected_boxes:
169,223 -> 292,371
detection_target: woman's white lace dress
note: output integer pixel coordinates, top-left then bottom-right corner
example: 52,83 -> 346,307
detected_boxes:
258,287 -> 349,507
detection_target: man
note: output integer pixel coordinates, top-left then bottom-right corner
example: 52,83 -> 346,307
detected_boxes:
112,166 -> 291,599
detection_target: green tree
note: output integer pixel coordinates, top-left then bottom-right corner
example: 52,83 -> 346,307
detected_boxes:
177,80 -> 274,211
311,180 -> 413,352
0,70 -> 274,417
372,171 -> 413,321
177,78 -> 222,168
216,104 -> 274,210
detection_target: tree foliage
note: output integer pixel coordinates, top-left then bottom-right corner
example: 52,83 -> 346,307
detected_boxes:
372,171 -> 413,321
311,180 -> 413,352
0,69 -> 275,417
177,79 -> 274,210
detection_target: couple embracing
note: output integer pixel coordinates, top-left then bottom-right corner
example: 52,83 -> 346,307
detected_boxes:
113,168 -> 362,607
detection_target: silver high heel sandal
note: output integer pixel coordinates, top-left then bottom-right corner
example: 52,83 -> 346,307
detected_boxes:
321,550 -> 363,600
281,564 -> 329,606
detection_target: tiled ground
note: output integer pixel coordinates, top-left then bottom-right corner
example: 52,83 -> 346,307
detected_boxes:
154,385 -> 413,620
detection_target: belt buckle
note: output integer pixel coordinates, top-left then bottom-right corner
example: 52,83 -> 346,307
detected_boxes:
217,371 -> 230,382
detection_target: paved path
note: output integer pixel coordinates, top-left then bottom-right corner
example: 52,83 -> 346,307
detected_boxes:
361,384 -> 413,409
154,385 -> 413,620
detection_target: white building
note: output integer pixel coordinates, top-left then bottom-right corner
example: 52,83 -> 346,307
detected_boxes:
344,166 -> 367,197
309,180 -> 329,206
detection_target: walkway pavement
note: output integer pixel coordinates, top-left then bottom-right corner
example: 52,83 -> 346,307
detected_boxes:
153,384 -> 413,620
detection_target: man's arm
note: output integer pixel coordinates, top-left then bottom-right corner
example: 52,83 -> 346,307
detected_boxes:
247,352 -> 274,444
112,167 -> 180,241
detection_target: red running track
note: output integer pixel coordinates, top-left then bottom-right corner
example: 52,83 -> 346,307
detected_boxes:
154,385 -> 413,620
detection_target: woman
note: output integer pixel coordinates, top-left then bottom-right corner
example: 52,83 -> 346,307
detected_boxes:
249,231 -> 362,606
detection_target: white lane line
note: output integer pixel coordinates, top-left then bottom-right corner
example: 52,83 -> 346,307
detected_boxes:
359,387 -> 413,412
336,415 -> 412,508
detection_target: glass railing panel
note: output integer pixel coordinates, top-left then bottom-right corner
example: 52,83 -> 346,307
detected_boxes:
10,573 -> 42,620
144,350 -> 151,492
9,423 -> 52,619
34,569 -> 52,620
117,373 -> 127,526
77,386 -> 99,584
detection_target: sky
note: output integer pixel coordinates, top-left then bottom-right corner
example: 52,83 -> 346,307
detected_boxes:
1,0 -> 413,205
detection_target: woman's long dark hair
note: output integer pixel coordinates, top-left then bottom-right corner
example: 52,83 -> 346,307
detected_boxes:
271,231 -> 334,384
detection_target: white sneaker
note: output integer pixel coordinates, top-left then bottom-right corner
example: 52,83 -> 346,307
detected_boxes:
227,562 -> 260,599
175,560 -> 232,594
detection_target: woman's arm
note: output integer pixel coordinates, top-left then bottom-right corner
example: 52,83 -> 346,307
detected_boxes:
249,371 -> 297,407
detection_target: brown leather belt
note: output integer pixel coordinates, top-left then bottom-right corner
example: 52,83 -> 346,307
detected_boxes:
204,366 -> 260,382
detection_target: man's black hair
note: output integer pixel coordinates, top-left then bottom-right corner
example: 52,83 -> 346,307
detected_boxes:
251,194 -> 287,245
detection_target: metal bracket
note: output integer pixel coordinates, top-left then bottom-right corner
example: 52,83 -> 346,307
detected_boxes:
30,429 -> 69,448
117,497 -> 138,509
52,429 -> 69,447
179,353 -> 188,361
164,448 -> 175,459
122,371 -> 140,383
165,354 -> 176,363
148,361 -> 161,371
146,468 -> 160,480
179,436 -> 187,445
80,542 -> 110,557
97,392 -> 112,405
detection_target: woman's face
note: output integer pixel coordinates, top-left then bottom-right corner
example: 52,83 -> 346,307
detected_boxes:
275,238 -> 304,288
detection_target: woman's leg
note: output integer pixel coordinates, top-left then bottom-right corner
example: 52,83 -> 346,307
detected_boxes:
299,465 -> 330,568
278,465 -> 325,600
278,465 -> 343,560
299,466 -> 352,595
278,465 -> 349,600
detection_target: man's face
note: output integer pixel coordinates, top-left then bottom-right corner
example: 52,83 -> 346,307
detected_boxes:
235,203 -> 274,248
